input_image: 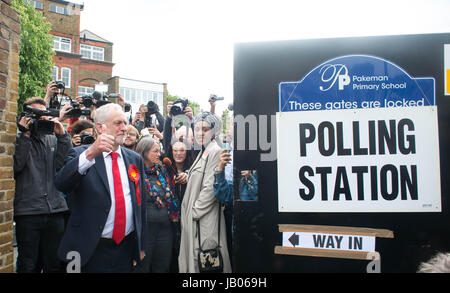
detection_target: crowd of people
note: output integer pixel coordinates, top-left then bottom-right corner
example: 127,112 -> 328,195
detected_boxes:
12,81 -> 449,274
13,82 -> 243,273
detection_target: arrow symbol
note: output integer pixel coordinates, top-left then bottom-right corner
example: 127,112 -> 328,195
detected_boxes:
289,233 -> 299,247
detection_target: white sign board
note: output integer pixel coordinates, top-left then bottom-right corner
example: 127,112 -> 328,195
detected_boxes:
277,106 -> 441,213
445,44 -> 450,96
282,232 -> 376,252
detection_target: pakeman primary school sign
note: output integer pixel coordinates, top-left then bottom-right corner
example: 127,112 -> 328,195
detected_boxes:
277,55 -> 441,213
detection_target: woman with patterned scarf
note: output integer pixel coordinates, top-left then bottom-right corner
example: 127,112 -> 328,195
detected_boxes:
133,136 -> 180,273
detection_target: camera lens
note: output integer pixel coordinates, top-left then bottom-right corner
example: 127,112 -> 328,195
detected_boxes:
80,132 -> 95,145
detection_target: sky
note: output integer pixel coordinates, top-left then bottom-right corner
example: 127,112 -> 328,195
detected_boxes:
71,0 -> 450,114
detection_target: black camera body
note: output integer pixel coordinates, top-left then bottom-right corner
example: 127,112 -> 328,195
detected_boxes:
59,97 -> 91,118
79,132 -> 95,145
49,81 -> 92,118
170,99 -> 189,116
55,81 -> 65,90
67,105 -> 91,118
88,92 -> 128,110
79,95 -> 94,108
146,101 -> 159,115
19,105 -> 60,135
144,101 -> 160,128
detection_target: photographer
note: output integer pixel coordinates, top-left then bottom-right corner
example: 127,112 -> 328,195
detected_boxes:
14,97 -> 73,273
162,99 -> 193,152
131,104 -> 147,130
43,81 -> 61,107
69,120 -> 95,147
134,101 -> 165,135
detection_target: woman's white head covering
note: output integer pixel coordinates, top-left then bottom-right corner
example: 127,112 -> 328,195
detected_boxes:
193,111 -> 222,138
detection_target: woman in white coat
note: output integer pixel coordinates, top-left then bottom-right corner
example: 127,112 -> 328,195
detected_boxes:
178,112 -> 232,273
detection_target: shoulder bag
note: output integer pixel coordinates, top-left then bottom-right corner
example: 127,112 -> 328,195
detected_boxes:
196,150 -> 224,273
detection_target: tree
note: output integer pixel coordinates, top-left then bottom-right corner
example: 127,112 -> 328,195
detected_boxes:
221,109 -> 230,134
12,0 -> 55,113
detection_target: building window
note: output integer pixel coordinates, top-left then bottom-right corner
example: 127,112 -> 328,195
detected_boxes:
143,90 -> 151,103
125,88 -> 130,102
53,36 -> 72,53
52,66 -> 59,81
25,0 -> 44,10
131,89 -> 136,103
80,44 -> 105,61
78,86 -> 94,97
137,89 -> 143,105
49,4 -> 70,15
61,67 -> 71,88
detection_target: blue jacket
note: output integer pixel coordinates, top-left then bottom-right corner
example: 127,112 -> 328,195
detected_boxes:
239,172 -> 258,201
213,171 -> 233,203
55,145 -> 147,267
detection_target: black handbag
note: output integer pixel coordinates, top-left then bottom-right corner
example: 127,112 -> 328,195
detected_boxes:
197,204 -> 223,273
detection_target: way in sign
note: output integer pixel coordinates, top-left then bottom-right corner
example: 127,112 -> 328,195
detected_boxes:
282,232 -> 376,252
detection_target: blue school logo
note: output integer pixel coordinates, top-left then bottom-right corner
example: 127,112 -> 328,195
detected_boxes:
279,55 -> 435,112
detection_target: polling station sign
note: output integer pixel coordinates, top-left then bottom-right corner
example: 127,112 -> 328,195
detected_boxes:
277,55 -> 441,213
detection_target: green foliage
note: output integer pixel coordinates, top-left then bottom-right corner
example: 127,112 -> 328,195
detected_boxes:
221,108 -> 230,134
12,0 -> 55,113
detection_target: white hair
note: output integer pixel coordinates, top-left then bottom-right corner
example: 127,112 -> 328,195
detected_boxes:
93,103 -> 124,124
417,252 -> 450,273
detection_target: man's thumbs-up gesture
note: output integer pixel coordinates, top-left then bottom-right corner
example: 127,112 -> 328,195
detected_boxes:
85,124 -> 116,161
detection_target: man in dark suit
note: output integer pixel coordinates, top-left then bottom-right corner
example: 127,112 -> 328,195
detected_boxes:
55,103 -> 146,273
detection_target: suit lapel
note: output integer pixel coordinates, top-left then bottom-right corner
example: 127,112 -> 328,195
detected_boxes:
121,149 -> 137,207
93,153 -> 112,204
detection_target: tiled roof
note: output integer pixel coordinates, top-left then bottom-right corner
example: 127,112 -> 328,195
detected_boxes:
80,29 -> 112,44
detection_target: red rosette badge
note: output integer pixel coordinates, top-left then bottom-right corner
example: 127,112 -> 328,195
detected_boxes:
128,165 -> 141,206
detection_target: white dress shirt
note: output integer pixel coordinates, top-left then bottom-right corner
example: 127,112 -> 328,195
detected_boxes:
78,146 -> 135,238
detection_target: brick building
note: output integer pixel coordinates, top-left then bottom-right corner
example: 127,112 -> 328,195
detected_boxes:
0,0 -> 20,273
28,0 -> 114,98
31,0 -> 168,113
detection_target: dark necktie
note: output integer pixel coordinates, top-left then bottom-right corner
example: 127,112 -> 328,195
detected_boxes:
110,152 -> 126,244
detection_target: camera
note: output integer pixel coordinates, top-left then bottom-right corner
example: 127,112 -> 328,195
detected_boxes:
79,95 -> 94,108
56,96 -> 91,118
144,101 -> 161,128
79,132 -> 95,145
88,92 -> 130,111
124,103 -> 131,112
146,101 -> 159,115
170,99 -> 189,116
55,81 -> 65,90
91,91 -> 111,108
208,95 -> 224,103
18,105 -> 60,135
49,81 -> 92,118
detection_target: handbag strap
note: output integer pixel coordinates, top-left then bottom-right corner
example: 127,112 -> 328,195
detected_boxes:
197,204 -> 221,250
196,150 -> 221,250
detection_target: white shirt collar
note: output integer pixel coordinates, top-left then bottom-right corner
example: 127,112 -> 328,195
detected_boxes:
103,145 -> 123,159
